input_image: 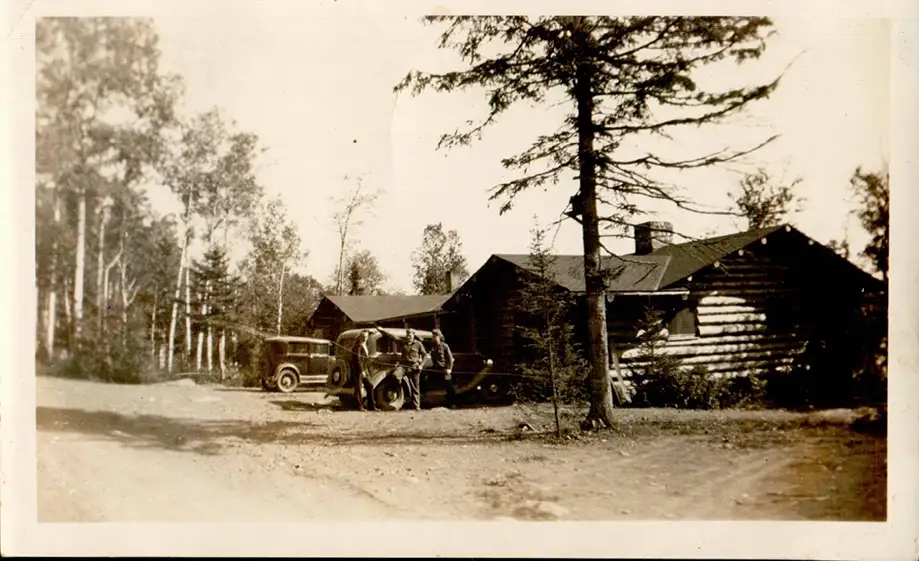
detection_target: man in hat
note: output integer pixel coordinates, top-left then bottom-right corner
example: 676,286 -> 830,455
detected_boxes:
430,328 -> 456,408
400,327 -> 427,411
350,329 -> 376,411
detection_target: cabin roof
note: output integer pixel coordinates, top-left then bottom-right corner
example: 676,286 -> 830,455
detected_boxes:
471,224 -> 880,296
493,253 -> 672,293
321,294 -> 451,323
636,225 -> 786,289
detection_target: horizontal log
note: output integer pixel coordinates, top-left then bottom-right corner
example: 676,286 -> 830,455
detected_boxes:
696,288 -> 800,298
697,313 -> 767,325
621,341 -> 804,362
698,295 -> 749,306
697,304 -> 762,316
668,333 -> 802,347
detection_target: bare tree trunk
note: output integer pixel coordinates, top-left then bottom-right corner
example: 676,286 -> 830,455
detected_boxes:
337,240 -> 346,296
276,265 -> 285,335
196,288 -> 205,371
72,191 -> 86,345
167,242 -> 187,372
546,321 -> 562,439
45,197 -> 62,360
219,329 -> 227,380
573,39 -> 615,429
207,319 -> 214,372
151,292 -> 158,363
95,203 -> 110,338
184,250 -> 192,361
118,234 -> 136,349
63,277 -> 72,347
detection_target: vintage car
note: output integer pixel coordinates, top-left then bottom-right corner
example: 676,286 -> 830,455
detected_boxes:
259,336 -> 333,393
325,327 -> 500,410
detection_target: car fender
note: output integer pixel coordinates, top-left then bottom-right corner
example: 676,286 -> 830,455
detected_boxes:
452,359 -> 494,395
368,365 -> 402,389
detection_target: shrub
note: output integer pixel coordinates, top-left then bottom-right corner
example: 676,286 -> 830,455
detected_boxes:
632,365 -> 766,410
53,331 -> 156,385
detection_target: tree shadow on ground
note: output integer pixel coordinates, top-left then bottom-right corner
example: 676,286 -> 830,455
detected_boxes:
36,406 -> 511,457
213,386 -> 327,394
269,399 -> 343,413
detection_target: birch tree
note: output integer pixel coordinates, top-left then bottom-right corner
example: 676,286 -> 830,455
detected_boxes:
396,16 -> 781,428
36,17 -> 181,353
330,175 -> 377,296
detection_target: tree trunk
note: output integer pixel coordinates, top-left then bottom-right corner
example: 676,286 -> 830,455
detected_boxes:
337,240 -> 346,296
72,191 -> 86,345
184,250 -> 192,361
63,277 -> 73,349
573,38 -> 615,429
219,330 -> 227,380
547,323 -> 561,439
44,196 -> 62,360
151,292 -> 158,363
167,242 -> 187,372
207,321 -> 214,373
196,288 -> 205,371
95,205 -> 109,338
276,265 -> 285,335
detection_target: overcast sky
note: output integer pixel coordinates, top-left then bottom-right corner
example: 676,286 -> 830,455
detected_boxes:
148,15 -> 889,293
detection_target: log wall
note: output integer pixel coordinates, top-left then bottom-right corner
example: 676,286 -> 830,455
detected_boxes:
618,245 -> 811,377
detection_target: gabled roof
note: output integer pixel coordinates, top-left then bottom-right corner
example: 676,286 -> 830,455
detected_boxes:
322,294 -> 451,323
636,225 -> 786,289
481,224 -> 879,296
494,253 -> 673,293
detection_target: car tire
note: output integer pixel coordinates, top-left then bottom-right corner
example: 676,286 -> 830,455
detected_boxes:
373,377 -> 405,411
327,361 -> 349,391
276,368 -> 299,394
480,377 -> 510,402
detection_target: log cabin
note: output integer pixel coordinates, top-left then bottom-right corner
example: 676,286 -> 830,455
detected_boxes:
307,294 -> 452,341
439,222 -> 886,384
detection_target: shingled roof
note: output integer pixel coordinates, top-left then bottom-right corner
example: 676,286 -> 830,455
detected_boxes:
494,253 -> 674,293
323,294 -> 451,323
635,225 -> 786,289
491,225 -> 811,294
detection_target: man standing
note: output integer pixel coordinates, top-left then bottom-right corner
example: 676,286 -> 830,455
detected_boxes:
350,330 -> 376,411
431,329 -> 456,408
401,328 -> 427,411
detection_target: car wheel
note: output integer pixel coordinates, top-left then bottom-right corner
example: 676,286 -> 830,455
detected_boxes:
327,362 -> 349,390
276,369 -> 298,394
480,377 -> 510,402
373,377 -> 405,411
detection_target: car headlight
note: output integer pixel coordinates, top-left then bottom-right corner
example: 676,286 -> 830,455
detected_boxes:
486,359 -> 493,367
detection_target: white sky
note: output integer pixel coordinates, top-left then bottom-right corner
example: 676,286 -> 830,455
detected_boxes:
148,15 -> 890,293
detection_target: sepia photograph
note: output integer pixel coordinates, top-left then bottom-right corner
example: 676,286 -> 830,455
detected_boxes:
3,0 -> 917,558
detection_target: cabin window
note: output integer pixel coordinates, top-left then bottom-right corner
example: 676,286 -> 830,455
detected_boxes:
288,342 -> 311,355
668,305 -> 697,338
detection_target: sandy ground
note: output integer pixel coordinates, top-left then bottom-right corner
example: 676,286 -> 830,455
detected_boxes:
36,375 -> 886,522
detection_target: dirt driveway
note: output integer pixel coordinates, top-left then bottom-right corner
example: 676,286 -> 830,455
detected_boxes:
36,375 -> 886,522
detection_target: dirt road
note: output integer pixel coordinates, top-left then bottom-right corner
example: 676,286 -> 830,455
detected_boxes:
37,375 -> 886,522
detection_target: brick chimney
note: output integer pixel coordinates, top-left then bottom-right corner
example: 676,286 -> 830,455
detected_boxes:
444,269 -> 461,293
634,221 -> 674,255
